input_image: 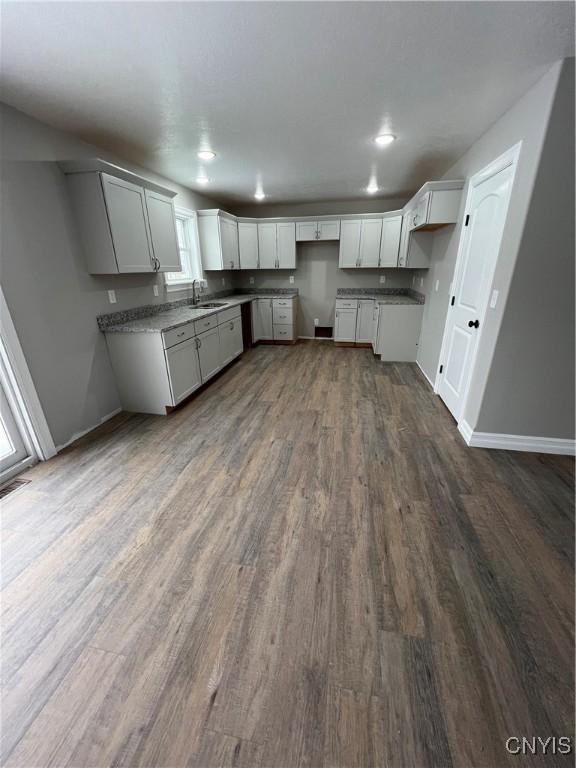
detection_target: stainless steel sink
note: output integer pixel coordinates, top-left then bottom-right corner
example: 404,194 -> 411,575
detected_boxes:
198,302 -> 228,308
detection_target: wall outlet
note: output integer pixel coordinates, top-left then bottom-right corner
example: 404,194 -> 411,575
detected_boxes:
412,275 -> 415,286
379,275 -> 386,284
289,275 -> 295,284
435,280 -> 440,292
420,277 -> 424,287
107,290 -> 117,304
153,284 -> 159,297
249,276 -> 255,284
314,318 -> 319,326
221,277 -> 226,287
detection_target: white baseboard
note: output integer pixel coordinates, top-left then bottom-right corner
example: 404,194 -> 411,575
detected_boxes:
56,407 -> 123,452
416,360 -> 435,390
458,420 -> 575,456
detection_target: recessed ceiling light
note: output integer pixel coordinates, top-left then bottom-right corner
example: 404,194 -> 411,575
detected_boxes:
196,176 -> 209,185
374,134 -> 396,147
197,150 -> 216,161
254,191 -> 265,201
366,183 -> 379,194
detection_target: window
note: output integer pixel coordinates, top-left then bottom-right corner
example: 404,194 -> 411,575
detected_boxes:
165,209 -> 203,288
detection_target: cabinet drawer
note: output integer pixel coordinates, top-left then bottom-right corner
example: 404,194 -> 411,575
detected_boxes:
335,298 -> 358,309
217,305 -> 241,325
273,297 -> 294,308
194,314 -> 218,334
273,324 -> 295,341
273,305 -> 293,324
163,322 -> 195,349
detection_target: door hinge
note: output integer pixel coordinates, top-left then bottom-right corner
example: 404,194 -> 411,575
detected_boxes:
451,296 -> 455,306
439,365 -> 443,373
465,214 -> 470,226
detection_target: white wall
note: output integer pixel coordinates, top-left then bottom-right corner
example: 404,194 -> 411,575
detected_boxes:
0,103 -> 223,448
416,59 -> 572,439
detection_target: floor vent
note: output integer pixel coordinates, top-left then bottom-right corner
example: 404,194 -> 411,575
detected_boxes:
0,478 -> 30,500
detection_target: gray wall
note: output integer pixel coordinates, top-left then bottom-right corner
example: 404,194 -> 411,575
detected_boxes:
416,59 -> 572,440
233,241 -> 414,337
474,57 -> 574,438
0,103 -> 223,448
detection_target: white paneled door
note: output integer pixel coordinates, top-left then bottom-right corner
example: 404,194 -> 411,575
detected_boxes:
437,145 -> 519,421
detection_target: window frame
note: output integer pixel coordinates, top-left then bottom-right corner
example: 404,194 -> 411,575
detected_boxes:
164,207 -> 203,291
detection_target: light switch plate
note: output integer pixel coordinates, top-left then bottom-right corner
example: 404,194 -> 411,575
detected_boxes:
314,318 -> 319,326
289,276 -> 295,284
379,275 -> 386,284
249,276 -> 255,284
435,280 -> 440,292
107,290 -> 117,304
153,285 -> 159,297
490,289 -> 499,309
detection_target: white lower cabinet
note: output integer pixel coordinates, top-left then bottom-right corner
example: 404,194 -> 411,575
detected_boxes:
197,326 -> 221,381
166,337 -> 202,404
355,300 -> 374,343
334,307 -> 358,342
374,305 -> 424,361
219,316 -> 243,367
252,298 -> 273,341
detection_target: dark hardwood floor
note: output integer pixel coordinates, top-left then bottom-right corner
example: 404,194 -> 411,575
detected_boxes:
1,341 -> 574,767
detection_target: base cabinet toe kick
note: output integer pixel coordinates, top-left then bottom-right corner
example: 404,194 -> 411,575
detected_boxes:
104,306 -> 243,415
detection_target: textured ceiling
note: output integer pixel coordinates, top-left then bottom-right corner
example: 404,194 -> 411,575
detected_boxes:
1,1 -> 573,204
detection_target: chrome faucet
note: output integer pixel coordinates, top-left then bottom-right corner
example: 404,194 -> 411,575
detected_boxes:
192,279 -> 200,306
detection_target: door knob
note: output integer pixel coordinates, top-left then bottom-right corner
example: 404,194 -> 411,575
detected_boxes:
468,319 -> 480,329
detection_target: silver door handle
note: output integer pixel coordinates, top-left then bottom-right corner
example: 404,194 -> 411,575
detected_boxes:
177,331 -> 186,337
195,337 -> 200,348
197,338 -> 202,348
229,322 -> 234,330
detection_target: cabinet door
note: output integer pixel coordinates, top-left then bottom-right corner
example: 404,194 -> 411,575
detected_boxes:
410,193 -> 430,230
379,216 -> 402,267
197,327 -> 221,381
238,222 -> 259,269
219,317 -> 243,366
257,223 -> 277,269
256,299 -> 273,340
355,300 -> 374,343
144,190 -> 181,271
338,220 -> 362,267
101,173 -> 154,272
359,219 -> 382,267
296,221 -> 318,241
317,220 -> 340,240
277,222 -> 296,269
397,214 -> 411,268
165,337 -> 202,404
334,308 -> 357,342
220,217 -> 240,269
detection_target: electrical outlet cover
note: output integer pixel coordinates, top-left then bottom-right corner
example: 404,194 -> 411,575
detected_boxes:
289,276 -> 295,284
249,276 -> 255,284
379,275 -> 386,284
107,290 -> 117,304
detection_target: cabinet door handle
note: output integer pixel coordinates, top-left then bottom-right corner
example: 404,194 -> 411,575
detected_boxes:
177,331 -> 186,337
336,311 -> 339,318
197,338 -> 202,348
229,322 -> 234,330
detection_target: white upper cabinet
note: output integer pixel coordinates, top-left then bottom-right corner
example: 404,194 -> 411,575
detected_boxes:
379,215 -> 402,267
197,211 -> 240,271
339,218 -> 384,268
257,222 -> 295,269
61,160 -> 180,275
358,219 -> 382,267
296,220 -> 340,241
101,174 -> 155,273
277,222 -> 296,268
296,221 -> 318,241
257,223 -> 277,269
220,216 -> 240,270
144,190 -> 181,271
339,220 -> 362,267
407,182 -> 463,231
238,222 -> 259,269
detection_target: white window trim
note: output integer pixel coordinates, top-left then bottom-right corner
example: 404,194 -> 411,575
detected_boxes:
165,207 -> 204,292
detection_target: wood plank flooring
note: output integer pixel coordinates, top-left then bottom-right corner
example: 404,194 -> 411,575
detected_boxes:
1,341 -> 574,768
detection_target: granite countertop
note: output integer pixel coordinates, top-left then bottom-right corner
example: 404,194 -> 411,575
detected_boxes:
336,289 -> 424,305
101,293 -> 296,334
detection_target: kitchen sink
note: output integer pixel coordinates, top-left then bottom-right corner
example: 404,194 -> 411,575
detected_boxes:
198,302 -> 228,308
